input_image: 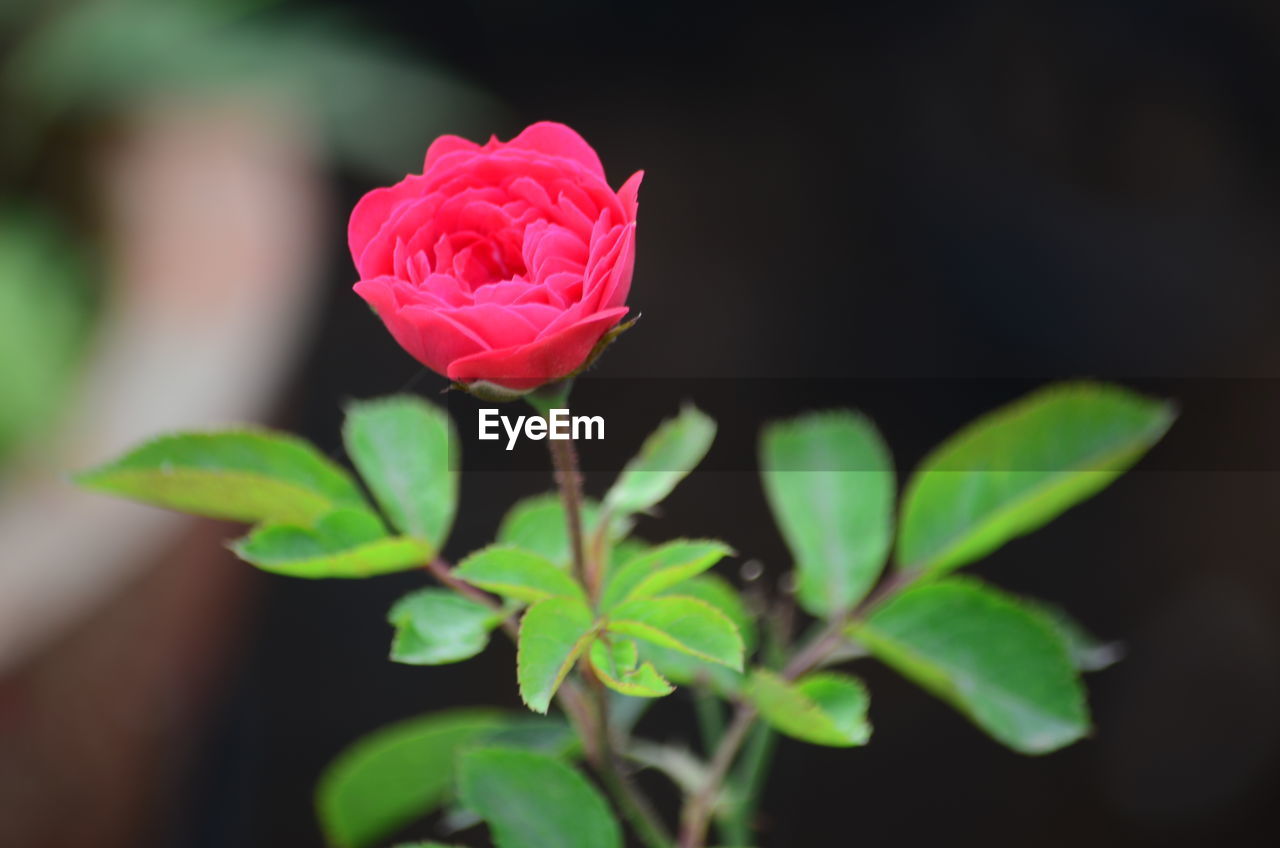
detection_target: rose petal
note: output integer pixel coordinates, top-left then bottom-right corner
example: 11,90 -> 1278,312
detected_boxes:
409,251 -> 432,285
473,279 -> 542,306
553,191 -> 595,237
348,176 -> 430,270
595,222 -> 636,311
420,273 -> 471,308
506,301 -> 562,330
542,271 -> 583,307
447,306 -> 629,390
508,176 -> 553,212
617,170 -> 643,221
357,193 -> 445,278
441,303 -> 541,349
577,222 -> 629,313
392,237 -> 409,280
396,305 -> 490,373
524,223 -> 588,280
352,276 -> 398,315
584,216 -> 621,278
547,178 -> 600,221
456,198 -> 515,233
357,275 -> 464,313
354,281 -> 483,373
424,134 -> 482,171
501,121 -> 606,178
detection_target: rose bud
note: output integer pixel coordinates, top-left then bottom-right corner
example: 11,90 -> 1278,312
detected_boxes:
349,122 -> 641,396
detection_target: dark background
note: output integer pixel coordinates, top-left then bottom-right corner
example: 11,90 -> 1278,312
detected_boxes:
37,1 -> 1280,845
185,1 -> 1280,846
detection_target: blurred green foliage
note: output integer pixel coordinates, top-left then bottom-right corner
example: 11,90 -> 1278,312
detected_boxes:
0,0 -> 498,468
2,0 -> 500,177
0,207 -> 91,463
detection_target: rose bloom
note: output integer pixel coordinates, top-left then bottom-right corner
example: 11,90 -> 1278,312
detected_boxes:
349,122 -> 640,393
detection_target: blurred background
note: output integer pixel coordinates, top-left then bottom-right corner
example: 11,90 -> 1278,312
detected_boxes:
1,0 -> 1278,845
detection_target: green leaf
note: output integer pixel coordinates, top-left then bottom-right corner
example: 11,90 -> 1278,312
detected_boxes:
76,430 -> 368,525
517,597 -> 596,713
455,545 -> 585,604
230,509 -> 433,578
343,395 -> 459,549
480,716 -> 580,759
457,747 -> 621,848
388,588 -> 502,665
600,539 -> 734,610
638,576 -> 756,695
589,637 -> 674,698
897,382 -> 1175,574
607,537 -> 650,573
603,404 -> 716,518
667,574 -> 758,654
607,596 -> 744,671
760,410 -> 895,617
497,493 -> 606,567
748,669 -> 871,747
1026,599 -> 1124,672
316,709 -> 506,848
853,577 -> 1089,754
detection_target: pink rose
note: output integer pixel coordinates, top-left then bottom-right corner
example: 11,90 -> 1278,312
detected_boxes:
349,122 -> 641,393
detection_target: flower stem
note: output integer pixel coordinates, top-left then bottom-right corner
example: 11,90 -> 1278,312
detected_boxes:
693,685 -> 726,755
423,557 -> 602,761
548,436 -> 600,601
548,436 -> 673,848
721,720 -> 776,845
594,680 -> 675,848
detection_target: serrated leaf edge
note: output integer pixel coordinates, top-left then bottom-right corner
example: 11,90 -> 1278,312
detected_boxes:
606,594 -> 745,671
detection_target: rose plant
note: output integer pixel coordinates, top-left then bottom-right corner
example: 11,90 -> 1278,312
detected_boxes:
76,123 -> 1175,848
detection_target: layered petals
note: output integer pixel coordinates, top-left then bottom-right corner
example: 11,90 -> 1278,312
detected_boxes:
502,121 -> 607,177
350,122 -> 639,392
447,307 -> 630,391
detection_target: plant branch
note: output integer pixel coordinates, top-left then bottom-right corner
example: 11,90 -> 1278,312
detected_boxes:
549,437 -> 601,601
424,557 -> 517,638
693,685 -> 726,756
716,590 -> 787,843
549,436 -> 673,848
677,568 -> 922,847
556,677 -> 604,765
588,510 -> 614,588
722,720 -> 776,845
780,618 -> 849,679
594,677 -> 675,848
424,557 -> 604,762
678,705 -> 756,847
